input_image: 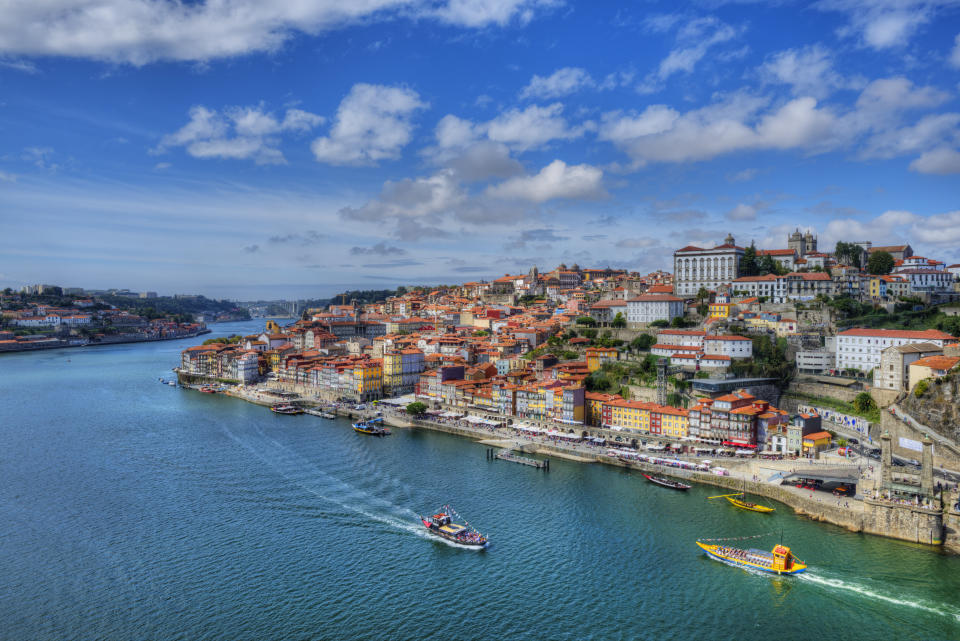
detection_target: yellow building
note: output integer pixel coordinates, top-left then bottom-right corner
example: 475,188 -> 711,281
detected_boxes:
586,347 -> 618,372
708,303 -> 733,319
802,431 -> 832,454
265,319 -> 281,334
382,350 -> 402,391
606,400 -> 689,437
353,359 -> 383,400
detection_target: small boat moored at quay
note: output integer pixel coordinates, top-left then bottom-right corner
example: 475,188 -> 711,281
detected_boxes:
353,417 -> 390,435
642,473 -> 691,491
419,506 -> 488,548
696,540 -> 806,575
271,403 -> 304,415
708,491 -> 776,513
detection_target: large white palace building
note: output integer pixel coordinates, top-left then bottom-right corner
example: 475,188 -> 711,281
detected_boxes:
673,233 -> 744,297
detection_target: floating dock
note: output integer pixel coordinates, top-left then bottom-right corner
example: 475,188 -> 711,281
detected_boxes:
487,447 -> 549,470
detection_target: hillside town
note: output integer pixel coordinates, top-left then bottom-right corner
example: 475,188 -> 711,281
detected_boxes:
0,286 -> 227,351
176,230 -> 960,470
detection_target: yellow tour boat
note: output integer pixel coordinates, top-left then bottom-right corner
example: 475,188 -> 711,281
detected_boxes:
708,492 -> 776,513
696,541 -> 806,575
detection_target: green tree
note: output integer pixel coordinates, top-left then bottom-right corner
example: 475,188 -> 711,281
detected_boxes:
696,287 -> 710,301
576,316 -> 597,327
670,316 -> 687,328
852,392 -> 877,414
406,401 -> 427,416
914,379 -> 929,397
697,303 -> 709,317
611,312 -> 626,328
739,243 -> 759,277
631,334 -> 655,351
867,251 -> 895,275
650,319 -> 669,328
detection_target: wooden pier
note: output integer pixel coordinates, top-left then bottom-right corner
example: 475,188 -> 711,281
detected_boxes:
486,448 -> 549,470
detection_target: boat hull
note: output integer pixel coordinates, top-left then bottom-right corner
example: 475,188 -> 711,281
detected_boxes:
642,473 -> 691,490
696,542 -> 806,575
726,496 -> 775,512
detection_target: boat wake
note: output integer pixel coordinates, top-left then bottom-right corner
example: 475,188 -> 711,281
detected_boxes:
798,572 -> 960,622
220,424 -> 436,542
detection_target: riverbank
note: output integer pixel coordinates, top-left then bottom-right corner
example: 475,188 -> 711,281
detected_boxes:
0,328 -> 211,354
378,410 -> 950,549
181,381 -> 951,550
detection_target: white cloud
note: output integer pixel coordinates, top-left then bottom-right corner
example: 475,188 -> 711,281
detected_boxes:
814,0 -> 953,50
520,67 -> 594,100
311,84 -> 426,166
638,16 -> 740,92
599,79 -> 959,169
0,58 -> 38,73
446,141 -> 524,181
431,103 -> 588,156
486,159 -> 606,202
156,104 -> 323,164
952,33 -> 960,68
0,169 -> 18,182
0,0 -> 556,65
909,147 -> 960,174
759,44 -> 861,98
432,0 -> 560,27
726,203 -> 757,221
485,103 -> 589,151
342,169 -> 465,222
599,93 -> 837,165
728,168 -> 757,182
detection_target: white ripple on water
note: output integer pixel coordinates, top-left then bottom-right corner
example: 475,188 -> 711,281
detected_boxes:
219,422 -> 481,548
798,571 -> 960,622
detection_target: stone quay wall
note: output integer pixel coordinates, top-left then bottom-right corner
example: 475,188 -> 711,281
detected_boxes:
397,415 -> 945,548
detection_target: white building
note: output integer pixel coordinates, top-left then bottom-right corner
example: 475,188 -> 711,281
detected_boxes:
673,233 -> 744,297
655,329 -> 706,347
757,249 -> 797,271
835,328 -> 956,372
703,335 -> 753,359
625,294 -> 685,325
896,269 -> 954,294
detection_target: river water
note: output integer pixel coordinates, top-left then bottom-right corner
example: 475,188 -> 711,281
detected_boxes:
1,320 -> 958,641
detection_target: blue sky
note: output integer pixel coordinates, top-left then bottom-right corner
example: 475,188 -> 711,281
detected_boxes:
1,0 -> 960,299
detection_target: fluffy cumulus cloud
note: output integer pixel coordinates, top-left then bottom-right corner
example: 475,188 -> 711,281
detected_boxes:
0,0 -> 557,65
598,93 -> 836,165
759,44 -> 861,98
519,67 -> 594,100
815,0 -> 956,50
486,159 -> 606,202
599,77 -> 960,170
156,104 -> 323,164
909,147 -> 960,174
340,169 -> 465,224
430,104 -> 590,156
311,84 -> 426,166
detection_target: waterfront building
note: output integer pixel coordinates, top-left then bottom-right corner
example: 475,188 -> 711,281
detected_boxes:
672,234 -> 744,297
835,328 -> 956,372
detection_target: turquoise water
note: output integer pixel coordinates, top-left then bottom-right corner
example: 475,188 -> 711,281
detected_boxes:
1,320 -> 958,641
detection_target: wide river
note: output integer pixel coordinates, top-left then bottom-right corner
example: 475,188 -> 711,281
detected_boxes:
2,320 -> 959,640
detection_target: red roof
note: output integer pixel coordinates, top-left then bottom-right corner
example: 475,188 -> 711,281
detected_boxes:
758,249 -> 796,256
627,294 -> 684,302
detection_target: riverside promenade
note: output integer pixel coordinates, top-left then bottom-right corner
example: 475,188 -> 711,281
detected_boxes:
186,381 -> 950,549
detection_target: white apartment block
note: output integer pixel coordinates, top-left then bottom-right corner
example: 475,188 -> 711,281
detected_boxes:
835,328 -> 956,372
655,330 -> 706,348
673,234 -> 743,297
703,335 -> 753,359
625,295 -> 685,325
